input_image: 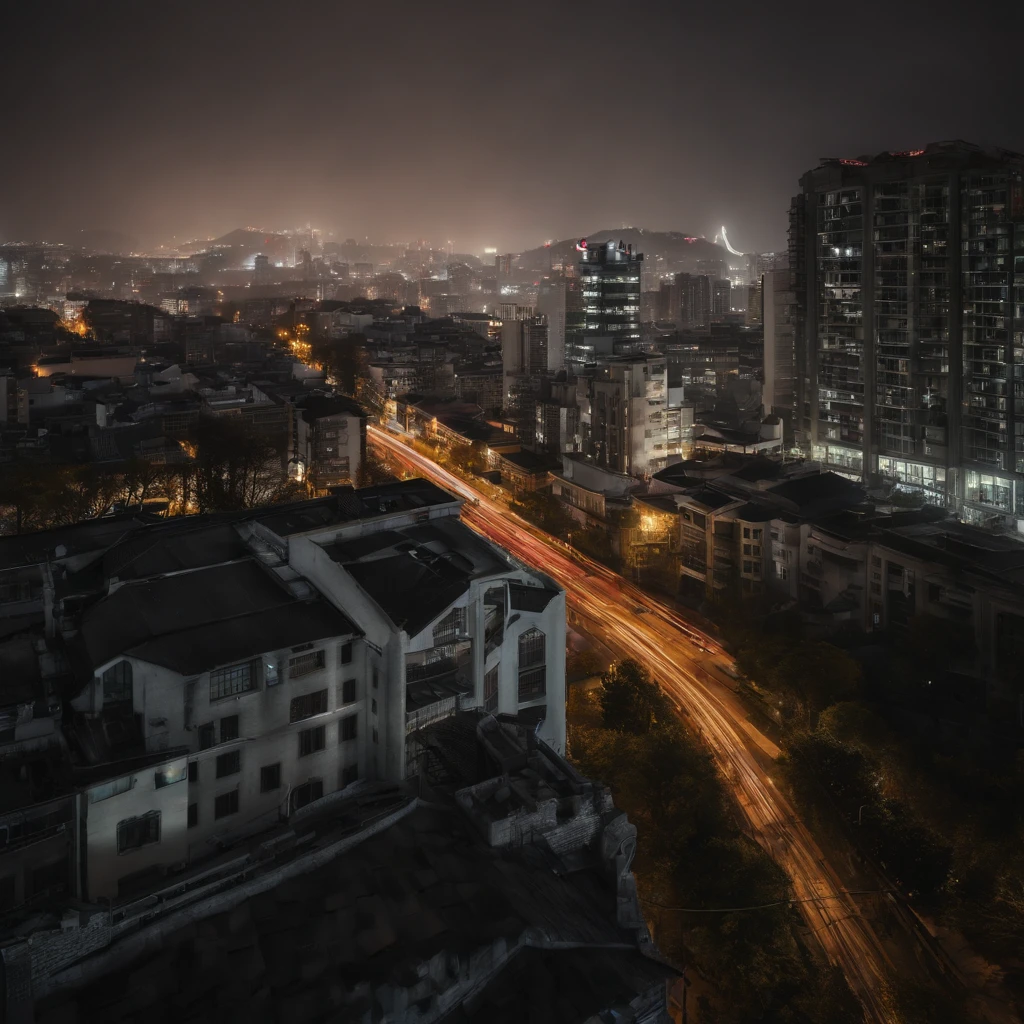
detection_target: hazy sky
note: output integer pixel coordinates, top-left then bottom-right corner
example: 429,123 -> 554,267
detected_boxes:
5,0 -> 1022,254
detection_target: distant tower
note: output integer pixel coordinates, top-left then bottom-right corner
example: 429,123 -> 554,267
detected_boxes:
253,254 -> 270,287
565,239 -> 643,372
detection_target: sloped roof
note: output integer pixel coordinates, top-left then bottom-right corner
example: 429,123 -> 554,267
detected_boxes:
75,559 -> 357,676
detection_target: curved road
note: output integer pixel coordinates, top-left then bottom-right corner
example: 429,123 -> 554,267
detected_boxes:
369,426 -> 921,1018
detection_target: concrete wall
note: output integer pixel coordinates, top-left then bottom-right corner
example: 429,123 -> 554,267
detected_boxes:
82,754 -> 189,900
79,638 -> 367,872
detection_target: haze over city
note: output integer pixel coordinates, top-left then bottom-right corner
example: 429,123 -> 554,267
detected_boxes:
5,0 -> 1022,253
5,3 -> 1024,1023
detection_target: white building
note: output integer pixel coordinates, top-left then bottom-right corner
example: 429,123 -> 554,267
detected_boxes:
5,482 -> 565,901
584,355 -> 670,478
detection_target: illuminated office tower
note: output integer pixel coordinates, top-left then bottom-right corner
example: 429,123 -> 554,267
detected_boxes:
566,239 -> 643,372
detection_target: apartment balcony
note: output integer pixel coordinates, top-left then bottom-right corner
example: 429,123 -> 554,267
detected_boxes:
405,640 -> 473,734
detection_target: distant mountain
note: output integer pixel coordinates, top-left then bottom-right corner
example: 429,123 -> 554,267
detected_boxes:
519,227 -> 731,270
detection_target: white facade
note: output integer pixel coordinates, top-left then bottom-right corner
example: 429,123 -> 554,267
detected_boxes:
54,485 -> 566,897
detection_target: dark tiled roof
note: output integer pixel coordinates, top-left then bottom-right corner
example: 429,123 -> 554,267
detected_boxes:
768,471 -> 864,512
0,514 -> 159,570
323,518 -> 508,635
101,522 -> 250,581
75,560 -> 357,676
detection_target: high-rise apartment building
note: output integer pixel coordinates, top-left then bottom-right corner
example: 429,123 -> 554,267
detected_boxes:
712,278 -> 732,316
672,273 -> 712,329
763,268 -> 795,433
566,239 -> 643,371
791,141 -> 1024,528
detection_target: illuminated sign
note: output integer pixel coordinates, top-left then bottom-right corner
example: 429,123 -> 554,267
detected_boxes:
575,238 -> 588,252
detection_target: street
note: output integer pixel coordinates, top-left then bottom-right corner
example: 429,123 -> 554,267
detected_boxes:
369,423 -> 974,1023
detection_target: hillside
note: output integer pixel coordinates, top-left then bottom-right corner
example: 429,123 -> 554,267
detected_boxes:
519,227 -> 731,270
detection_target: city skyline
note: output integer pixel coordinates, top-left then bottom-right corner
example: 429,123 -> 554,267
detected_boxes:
5,0 -> 1022,254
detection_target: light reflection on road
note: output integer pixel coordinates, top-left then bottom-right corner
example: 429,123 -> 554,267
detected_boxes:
370,424 -> 913,1022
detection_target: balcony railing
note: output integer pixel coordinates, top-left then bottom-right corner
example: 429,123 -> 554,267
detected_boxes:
405,693 -> 466,734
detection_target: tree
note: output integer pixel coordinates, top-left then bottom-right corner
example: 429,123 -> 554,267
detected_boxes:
772,641 -> 861,719
567,648 -> 604,680
356,448 -> 396,487
180,417 -> 284,513
509,489 -> 574,538
598,659 -> 671,734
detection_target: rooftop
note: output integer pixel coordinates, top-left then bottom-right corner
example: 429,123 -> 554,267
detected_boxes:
254,480 -> 459,538
35,715 -> 673,1023
72,559 -> 358,678
321,517 -> 510,636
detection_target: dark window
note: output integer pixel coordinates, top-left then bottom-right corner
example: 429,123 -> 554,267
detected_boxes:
340,642 -> 353,664
260,763 -> 281,792
220,715 -> 239,742
518,628 -> 545,670
484,665 -> 499,713
340,715 -> 357,742
264,659 -> 280,686
0,874 -> 15,911
371,698 -> 377,715
187,803 -> 198,828
188,761 -> 198,783
30,856 -> 68,898
433,606 -> 467,645
197,723 -> 215,750
372,726 -> 379,744
209,660 -> 257,701
341,678 -> 356,704
372,666 -> 379,689
215,750 -> 241,778
298,725 -> 326,757
155,764 -> 187,788
214,790 -> 239,819
518,666 -> 546,702
290,689 -> 328,723
102,661 -> 133,705
291,779 -> 323,811
288,650 -> 325,679
117,812 -> 161,853
341,764 -> 358,787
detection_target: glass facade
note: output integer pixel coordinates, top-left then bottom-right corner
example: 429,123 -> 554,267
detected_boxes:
568,241 -> 642,370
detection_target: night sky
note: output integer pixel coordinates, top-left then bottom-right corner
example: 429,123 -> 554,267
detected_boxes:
5,0 -> 1022,254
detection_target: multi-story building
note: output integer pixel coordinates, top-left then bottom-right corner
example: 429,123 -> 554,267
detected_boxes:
566,240 -> 643,372
536,276 -> 567,370
712,278 -> 732,316
0,481 -> 567,906
583,355 -> 668,477
291,393 -> 366,488
501,316 -> 550,377
790,141 -> 1024,527
763,268 -> 796,433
